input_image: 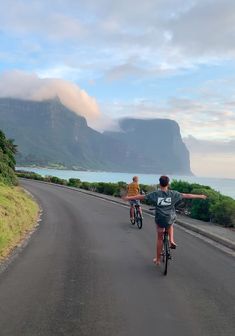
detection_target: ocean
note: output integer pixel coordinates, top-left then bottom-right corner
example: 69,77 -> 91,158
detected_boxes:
17,167 -> 235,200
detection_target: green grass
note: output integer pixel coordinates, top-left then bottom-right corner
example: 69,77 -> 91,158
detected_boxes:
0,182 -> 39,259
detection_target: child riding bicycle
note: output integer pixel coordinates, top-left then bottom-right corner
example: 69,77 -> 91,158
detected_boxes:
127,176 -> 143,223
123,175 -> 207,265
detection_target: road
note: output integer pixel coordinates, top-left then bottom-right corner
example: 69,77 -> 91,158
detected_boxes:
0,180 -> 234,336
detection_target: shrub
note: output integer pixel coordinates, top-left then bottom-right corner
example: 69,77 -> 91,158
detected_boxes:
16,171 -> 44,181
0,160 -> 18,185
45,175 -> 67,185
80,181 -> 91,190
68,178 -> 81,188
171,179 -> 212,193
0,130 -> 17,185
210,196 -> 235,227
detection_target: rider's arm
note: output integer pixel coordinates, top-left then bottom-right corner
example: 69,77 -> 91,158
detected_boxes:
123,194 -> 145,201
182,193 -> 207,199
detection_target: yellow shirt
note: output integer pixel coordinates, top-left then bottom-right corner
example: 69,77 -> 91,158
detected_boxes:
127,182 -> 140,196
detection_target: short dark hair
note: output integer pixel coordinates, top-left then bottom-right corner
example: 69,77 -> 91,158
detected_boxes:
159,175 -> 170,187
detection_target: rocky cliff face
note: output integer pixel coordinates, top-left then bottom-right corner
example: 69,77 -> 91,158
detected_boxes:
0,98 -> 191,174
105,118 -> 191,174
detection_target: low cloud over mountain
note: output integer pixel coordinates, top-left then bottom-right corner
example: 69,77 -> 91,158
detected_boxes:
0,97 -> 191,175
0,70 -> 103,130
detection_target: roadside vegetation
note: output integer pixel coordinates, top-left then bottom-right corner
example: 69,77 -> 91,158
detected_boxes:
17,171 -> 235,228
0,130 -> 39,259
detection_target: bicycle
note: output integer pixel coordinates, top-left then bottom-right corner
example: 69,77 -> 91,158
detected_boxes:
130,204 -> 143,229
149,208 -> 172,276
161,228 -> 172,276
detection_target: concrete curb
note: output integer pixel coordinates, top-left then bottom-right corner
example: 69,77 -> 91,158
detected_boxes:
20,178 -> 235,252
175,219 -> 235,251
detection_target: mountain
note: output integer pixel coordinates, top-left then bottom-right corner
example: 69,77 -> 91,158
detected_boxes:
0,97 -> 191,174
105,118 -> 191,174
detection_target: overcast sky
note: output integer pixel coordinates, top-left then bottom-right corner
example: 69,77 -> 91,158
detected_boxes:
0,0 -> 235,177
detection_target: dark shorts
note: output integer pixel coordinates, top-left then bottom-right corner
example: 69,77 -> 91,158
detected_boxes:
129,200 -> 140,206
156,222 -> 173,229
155,216 -> 175,229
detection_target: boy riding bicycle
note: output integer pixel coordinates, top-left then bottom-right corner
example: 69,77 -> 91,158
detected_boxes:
127,176 -> 143,223
124,175 -> 207,265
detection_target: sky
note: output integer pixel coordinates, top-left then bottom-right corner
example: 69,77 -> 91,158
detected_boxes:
0,0 -> 235,178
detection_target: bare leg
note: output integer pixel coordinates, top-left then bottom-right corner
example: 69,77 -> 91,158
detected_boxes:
153,227 -> 164,265
168,225 -> 175,245
157,228 -> 164,263
138,205 -> 143,217
130,205 -> 134,219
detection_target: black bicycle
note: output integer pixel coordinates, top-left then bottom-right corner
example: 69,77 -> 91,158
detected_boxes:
130,204 -> 143,229
161,228 -> 172,276
149,208 -> 172,276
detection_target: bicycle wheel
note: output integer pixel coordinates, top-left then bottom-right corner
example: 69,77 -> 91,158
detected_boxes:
163,237 -> 169,276
136,210 -> 143,229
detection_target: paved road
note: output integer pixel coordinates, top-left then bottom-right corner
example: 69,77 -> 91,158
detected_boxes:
0,180 -> 234,336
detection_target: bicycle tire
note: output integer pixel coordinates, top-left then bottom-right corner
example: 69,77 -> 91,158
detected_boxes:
136,214 -> 143,229
163,237 -> 169,276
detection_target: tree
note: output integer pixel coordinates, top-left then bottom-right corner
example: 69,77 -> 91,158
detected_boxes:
0,130 -> 17,185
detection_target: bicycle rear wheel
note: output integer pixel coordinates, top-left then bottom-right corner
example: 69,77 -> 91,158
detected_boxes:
136,207 -> 143,229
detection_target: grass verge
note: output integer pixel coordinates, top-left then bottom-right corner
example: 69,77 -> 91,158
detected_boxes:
0,182 -> 39,260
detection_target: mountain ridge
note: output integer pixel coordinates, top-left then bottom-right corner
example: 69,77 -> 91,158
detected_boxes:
0,97 -> 192,174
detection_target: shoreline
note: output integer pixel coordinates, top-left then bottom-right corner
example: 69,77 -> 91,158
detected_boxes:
16,165 -> 194,177
16,167 -> 235,200
16,166 -> 235,181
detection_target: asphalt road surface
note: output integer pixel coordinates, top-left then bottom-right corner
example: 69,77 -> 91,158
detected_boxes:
0,180 -> 234,336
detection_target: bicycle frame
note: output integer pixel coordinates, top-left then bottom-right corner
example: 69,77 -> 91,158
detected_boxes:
129,204 -> 143,229
161,229 -> 171,276
148,208 -> 173,275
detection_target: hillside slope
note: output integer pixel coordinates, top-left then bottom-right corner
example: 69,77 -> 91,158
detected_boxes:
0,98 -> 191,174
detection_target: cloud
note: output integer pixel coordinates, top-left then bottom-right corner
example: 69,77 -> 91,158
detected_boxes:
0,70 -> 102,129
184,136 -> 235,154
101,93 -> 235,140
105,63 -> 147,81
168,0 -> 235,58
183,136 -> 235,178
2,0 -> 235,77
0,1 -> 85,41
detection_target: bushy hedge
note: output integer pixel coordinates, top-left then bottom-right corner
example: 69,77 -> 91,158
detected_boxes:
0,130 -> 18,185
171,180 -> 235,227
16,172 -> 235,227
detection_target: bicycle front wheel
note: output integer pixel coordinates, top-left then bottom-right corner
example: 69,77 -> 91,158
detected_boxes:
163,239 -> 169,276
136,209 -> 143,229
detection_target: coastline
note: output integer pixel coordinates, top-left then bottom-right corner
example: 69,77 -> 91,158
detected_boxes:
16,166 -> 235,199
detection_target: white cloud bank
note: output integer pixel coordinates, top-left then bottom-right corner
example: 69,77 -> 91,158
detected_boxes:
0,70 -> 107,129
